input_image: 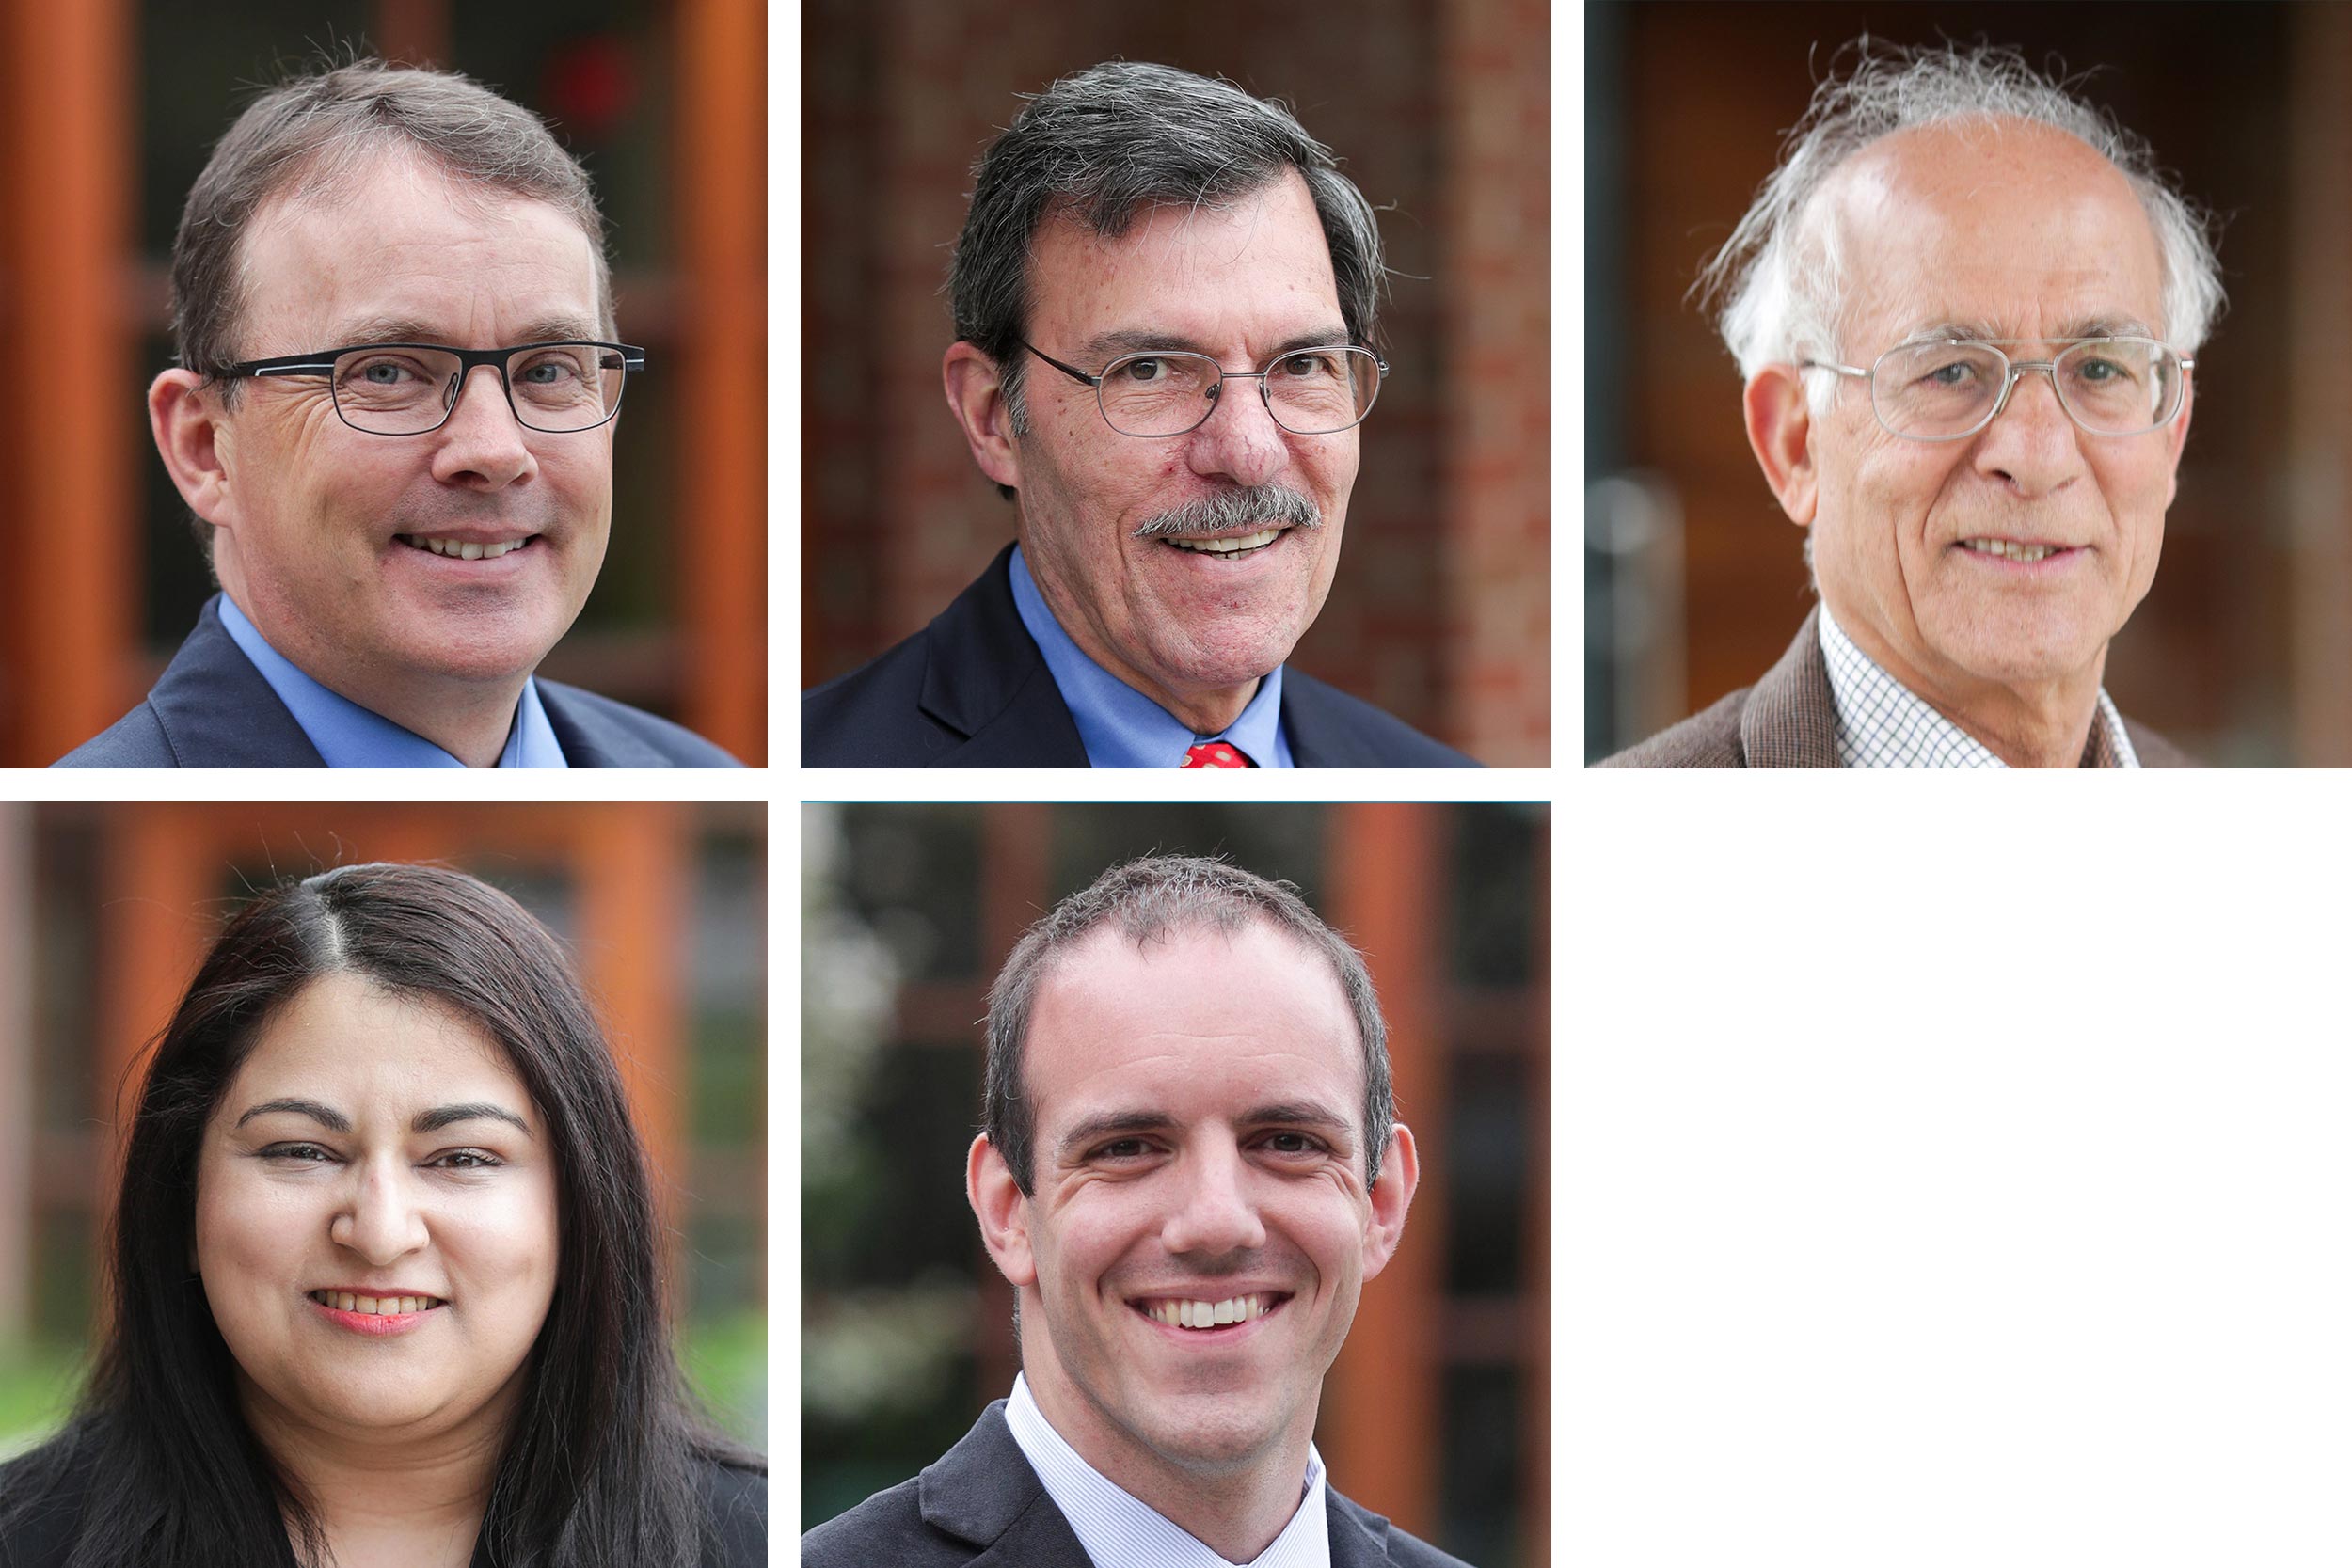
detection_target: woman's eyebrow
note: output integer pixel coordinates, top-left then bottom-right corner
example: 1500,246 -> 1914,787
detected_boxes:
235,1097 -> 349,1132
230,1098 -> 531,1137
413,1102 -> 533,1137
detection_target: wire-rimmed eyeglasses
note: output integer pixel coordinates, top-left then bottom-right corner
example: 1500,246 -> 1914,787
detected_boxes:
226,341 -> 646,436
1803,337 -> 2193,442
1021,341 -> 1388,437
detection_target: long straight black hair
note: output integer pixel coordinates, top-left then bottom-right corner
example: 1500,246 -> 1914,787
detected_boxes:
0,863 -> 758,1568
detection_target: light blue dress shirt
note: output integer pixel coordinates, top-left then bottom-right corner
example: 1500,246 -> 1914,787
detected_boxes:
1004,1372 -> 1330,1568
216,594 -> 568,768
1009,545 -> 1295,768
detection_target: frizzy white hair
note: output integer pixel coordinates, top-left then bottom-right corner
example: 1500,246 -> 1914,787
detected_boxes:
1695,40 -> 2226,384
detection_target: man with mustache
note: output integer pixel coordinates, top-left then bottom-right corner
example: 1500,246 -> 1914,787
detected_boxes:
56,60 -> 739,768
803,855 -> 1472,1566
801,62 -> 1475,768
1603,42 -> 2213,768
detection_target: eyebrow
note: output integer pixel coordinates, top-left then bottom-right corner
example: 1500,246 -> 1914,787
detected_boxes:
1055,1100 -> 1355,1160
1073,325 -> 1356,366
234,1098 -> 532,1137
1898,315 -> 2156,347
321,314 -> 604,348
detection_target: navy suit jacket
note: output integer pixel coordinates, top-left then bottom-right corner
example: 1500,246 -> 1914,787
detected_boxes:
53,595 -> 742,768
803,546 -> 1477,768
801,1402 -> 1475,1568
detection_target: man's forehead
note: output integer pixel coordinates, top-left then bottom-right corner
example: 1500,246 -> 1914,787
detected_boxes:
1026,922 -> 1360,1088
1820,119 -> 2167,344
1025,169 -> 1344,339
237,149 -> 599,323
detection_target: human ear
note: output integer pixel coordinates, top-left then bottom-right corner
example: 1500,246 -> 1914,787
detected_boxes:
151,370 -> 237,528
943,342 -> 1022,493
1744,364 -> 1820,528
966,1132 -> 1036,1288
1359,1123 -> 1420,1281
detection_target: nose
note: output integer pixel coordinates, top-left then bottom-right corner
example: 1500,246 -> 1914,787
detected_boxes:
1159,1142 -> 1267,1257
329,1159 -> 429,1266
1183,376 -> 1290,489
1973,365 -> 2086,497
430,363 -> 538,490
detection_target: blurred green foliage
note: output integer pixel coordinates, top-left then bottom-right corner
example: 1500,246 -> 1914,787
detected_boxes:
0,1344 -> 79,1461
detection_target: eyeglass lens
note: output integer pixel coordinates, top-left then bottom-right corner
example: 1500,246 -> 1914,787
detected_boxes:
1095,348 -> 1381,436
330,345 -> 627,435
1872,338 -> 2183,439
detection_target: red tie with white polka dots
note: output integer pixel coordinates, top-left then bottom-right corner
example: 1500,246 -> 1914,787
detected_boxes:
1181,740 -> 1255,768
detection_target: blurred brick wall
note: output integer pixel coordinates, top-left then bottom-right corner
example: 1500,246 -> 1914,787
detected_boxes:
802,0 -> 1549,765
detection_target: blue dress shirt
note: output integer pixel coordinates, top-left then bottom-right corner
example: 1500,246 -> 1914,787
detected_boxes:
216,594 -> 568,768
1007,545 -> 1294,768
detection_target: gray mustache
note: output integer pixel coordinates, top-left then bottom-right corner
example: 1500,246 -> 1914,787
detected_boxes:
1130,485 -> 1322,541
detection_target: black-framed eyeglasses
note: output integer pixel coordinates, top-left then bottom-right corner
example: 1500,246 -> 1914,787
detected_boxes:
1021,341 -> 1388,437
1802,337 -> 2194,442
225,341 -> 646,436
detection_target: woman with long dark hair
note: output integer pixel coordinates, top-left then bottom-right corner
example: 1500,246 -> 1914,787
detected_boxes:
0,863 -> 765,1568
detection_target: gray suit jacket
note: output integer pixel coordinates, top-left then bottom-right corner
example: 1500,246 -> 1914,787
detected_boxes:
1597,608 -> 2196,768
801,1402 -> 1475,1568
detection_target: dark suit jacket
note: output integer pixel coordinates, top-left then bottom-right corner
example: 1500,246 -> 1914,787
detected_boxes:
52,595 -> 742,768
802,1402 -> 1474,1568
802,546 -> 1478,768
1597,608 -> 2196,768
0,1435 -> 766,1567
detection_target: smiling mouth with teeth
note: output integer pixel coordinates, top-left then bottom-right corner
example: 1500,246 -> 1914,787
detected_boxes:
1165,528 -> 1283,559
398,534 -> 533,562
308,1291 -> 445,1316
1959,537 -> 2067,563
1133,1291 -> 1288,1331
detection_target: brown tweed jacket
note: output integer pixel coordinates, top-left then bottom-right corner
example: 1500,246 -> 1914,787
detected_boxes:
1597,608 -> 2197,768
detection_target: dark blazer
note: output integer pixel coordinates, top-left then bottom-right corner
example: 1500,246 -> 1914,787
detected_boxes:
802,545 -> 1478,768
1597,608 -> 2196,768
52,595 -> 743,768
802,1402 -> 1473,1568
0,1436 -> 766,1567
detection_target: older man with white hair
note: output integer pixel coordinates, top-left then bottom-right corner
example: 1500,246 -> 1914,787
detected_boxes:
1604,42 -> 2219,768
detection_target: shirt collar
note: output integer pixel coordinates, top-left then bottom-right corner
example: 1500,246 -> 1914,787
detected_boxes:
216,594 -> 567,768
1817,602 -> 2138,769
1004,1373 -> 1328,1568
1008,545 -> 1293,768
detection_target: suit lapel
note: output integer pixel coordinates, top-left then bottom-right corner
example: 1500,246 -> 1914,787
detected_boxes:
144,595 -> 326,767
1739,607 -> 1839,768
536,682 -> 668,767
918,1402 -> 1093,1566
916,546 -> 1089,766
1279,671 -> 1355,768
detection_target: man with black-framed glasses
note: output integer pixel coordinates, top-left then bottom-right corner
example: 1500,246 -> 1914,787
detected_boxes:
802,61 -> 1475,768
56,59 -> 739,768
1603,41 -> 2214,769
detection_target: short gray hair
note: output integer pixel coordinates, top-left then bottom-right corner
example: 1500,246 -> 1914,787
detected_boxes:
1697,40 -> 2224,383
981,854 -> 1395,1196
949,61 -> 1389,497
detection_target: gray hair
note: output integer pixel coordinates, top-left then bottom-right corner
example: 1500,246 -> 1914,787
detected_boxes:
1697,40 -> 2224,386
949,61 -> 1389,499
981,854 -> 1395,1196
